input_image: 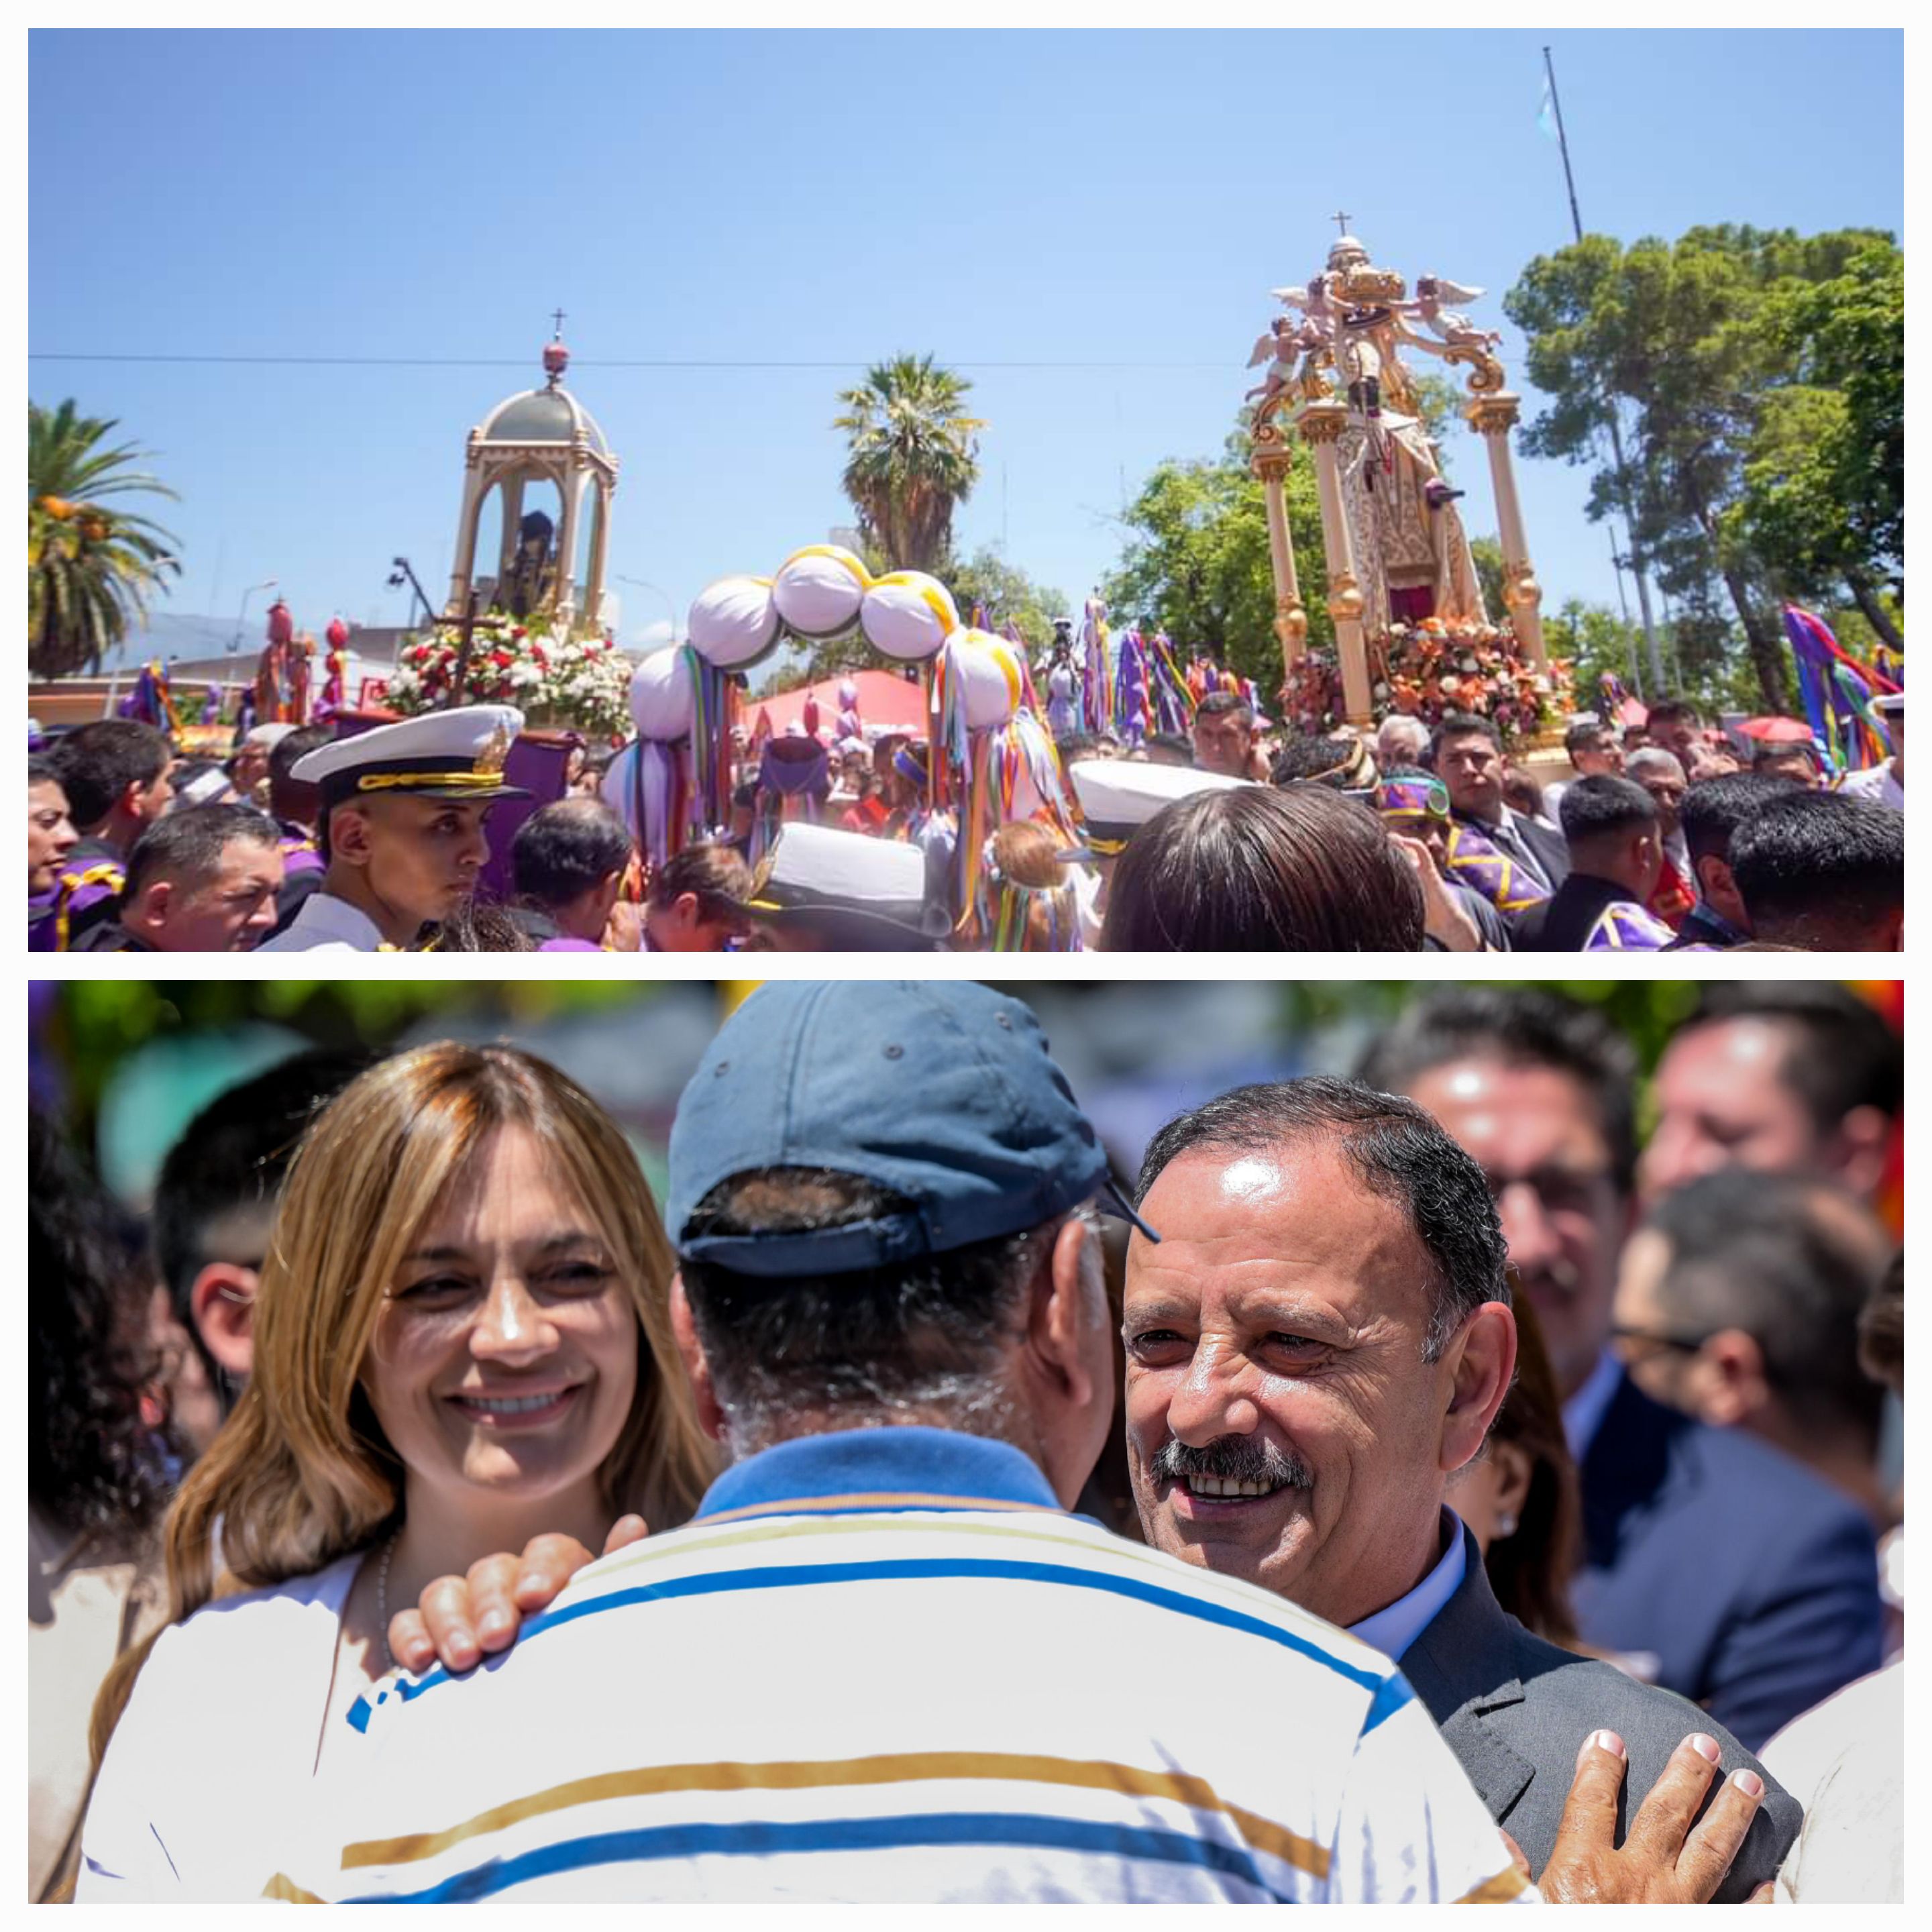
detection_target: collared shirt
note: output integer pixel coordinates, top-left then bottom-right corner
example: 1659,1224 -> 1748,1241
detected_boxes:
1563,1346 -> 1625,1462
270,1428 -> 1527,1904
253,890 -> 386,953
1349,1510 -> 1468,1664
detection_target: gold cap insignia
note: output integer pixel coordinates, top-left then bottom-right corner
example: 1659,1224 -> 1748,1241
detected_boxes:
476,722 -> 512,776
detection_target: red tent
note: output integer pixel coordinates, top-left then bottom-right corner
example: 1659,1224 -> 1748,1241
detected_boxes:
750,667 -> 929,741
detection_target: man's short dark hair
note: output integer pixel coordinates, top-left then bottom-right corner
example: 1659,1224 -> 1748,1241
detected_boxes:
28,755 -> 66,791
1133,1075 -> 1509,1360
150,1048 -> 372,1405
647,840 -> 752,920
1729,792 -> 1902,945
678,1168 -> 1076,1436
1643,1170 -> 1890,1444
1646,698 -> 1701,730
1354,988 -> 1640,1194
1558,773 -> 1658,846
1432,710 -> 1500,755
1054,732 -> 1098,765
1564,718 -> 1613,759
1678,983 -> 1902,1131
269,724 -> 331,801
1144,731 -> 1194,767
123,804 -> 278,902
48,720 -> 171,828
511,800 -> 634,910
1270,734 -> 1359,788
1678,771 -> 1799,866
1195,690 -> 1254,729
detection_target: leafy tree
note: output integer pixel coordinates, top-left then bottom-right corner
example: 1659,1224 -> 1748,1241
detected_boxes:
29,399 -> 181,680
1503,225 -> 1892,714
1099,429 -> 1332,694
832,355 -> 984,572
941,545 -> 1071,652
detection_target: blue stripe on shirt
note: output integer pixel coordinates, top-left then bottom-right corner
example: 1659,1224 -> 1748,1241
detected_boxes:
341,1809 -> 1292,1903
356,1556 -> 1397,1733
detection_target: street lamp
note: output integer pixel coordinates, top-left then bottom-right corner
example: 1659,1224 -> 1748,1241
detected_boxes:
615,574 -> 680,647
386,556 -> 437,629
229,578 -> 278,655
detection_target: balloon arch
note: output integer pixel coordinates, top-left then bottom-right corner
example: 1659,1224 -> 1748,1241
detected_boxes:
618,545 -> 1078,922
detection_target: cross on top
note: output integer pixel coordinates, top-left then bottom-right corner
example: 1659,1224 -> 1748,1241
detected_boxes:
1330,210 -> 1353,236
550,307 -> 567,339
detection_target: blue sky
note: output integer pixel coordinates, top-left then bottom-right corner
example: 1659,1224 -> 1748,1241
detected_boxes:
30,28 -> 1902,660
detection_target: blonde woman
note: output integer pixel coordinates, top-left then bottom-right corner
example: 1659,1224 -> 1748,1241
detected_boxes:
78,1044 -> 714,1902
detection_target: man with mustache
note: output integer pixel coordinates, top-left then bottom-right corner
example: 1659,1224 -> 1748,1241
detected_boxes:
1358,989 -> 1883,1751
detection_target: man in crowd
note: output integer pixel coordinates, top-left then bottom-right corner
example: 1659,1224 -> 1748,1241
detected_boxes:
1643,698 -> 1705,771
1640,982 -> 1901,1207
27,756 -> 80,949
510,798 -> 640,951
389,994 -> 1782,1904
643,839 -> 753,951
1667,771 -> 1795,949
1373,768 -> 1509,950
1374,712 -> 1431,773
1538,715 -> 1622,825
1835,691 -> 1902,810
83,805 -> 284,953
257,706 -> 528,953
1120,1077 -> 1794,1897
44,719 -> 176,949
1434,712 -> 1567,920
1613,1170 -> 1893,1520
1623,747 -> 1693,926
264,722 -> 330,932
1514,777 -> 1674,951
1358,989 -> 1884,1750
1192,689 -> 1262,780
146,1047 -> 372,1454
1753,741 -> 1821,788
1271,733 -> 1376,792
1729,790 -> 1902,952
281,983 -> 1538,1903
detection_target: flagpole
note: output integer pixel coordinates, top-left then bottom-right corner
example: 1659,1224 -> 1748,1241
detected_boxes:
1542,44 -> 1665,695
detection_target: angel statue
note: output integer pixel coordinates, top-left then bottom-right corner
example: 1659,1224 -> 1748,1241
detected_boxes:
1244,313 -> 1322,409
1270,271 -> 1340,330
1405,274 -> 1501,351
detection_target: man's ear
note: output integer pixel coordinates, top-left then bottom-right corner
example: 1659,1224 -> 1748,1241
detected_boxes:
1024,1215 -> 1113,1509
189,1263 -> 260,1381
1693,1328 -> 1769,1429
1440,1302 -> 1517,1474
668,1273 -> 727,1442
126,881 -> 170,934
331,805 -> 374,871
117,777 -> 151,823
1827,1104 -> 1892,1199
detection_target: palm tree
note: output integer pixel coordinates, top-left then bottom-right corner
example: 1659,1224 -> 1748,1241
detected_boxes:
29,399 -> 182,680
833,355 -> 984,573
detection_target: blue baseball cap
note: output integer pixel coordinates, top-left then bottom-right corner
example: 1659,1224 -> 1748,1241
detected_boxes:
667,981 -> 1158,1276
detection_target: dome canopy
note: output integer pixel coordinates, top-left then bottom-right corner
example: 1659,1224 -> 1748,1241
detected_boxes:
476,382 -> 609,455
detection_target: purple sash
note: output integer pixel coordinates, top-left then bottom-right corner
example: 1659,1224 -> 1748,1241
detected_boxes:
1445,820 -> 1550,916
1584,900 -> 1676,951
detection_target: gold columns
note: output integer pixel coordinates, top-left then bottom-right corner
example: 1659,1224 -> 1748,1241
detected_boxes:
1296,401 -> 1372,726
1250,428 -> 1307,684
1468,393 -> 1546,668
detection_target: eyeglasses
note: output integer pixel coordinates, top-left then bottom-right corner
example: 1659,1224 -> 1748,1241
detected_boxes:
1610,1322 -> 1711,1357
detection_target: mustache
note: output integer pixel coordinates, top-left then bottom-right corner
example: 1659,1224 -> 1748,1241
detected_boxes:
1150,1435 -> 1315,1489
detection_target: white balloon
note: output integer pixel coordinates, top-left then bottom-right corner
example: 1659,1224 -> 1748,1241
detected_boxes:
629,645 -> 694,741
861,571 -> 959,662
947,629 -> 1025,731
686,574 -> 779,669
771,545 -> 871,639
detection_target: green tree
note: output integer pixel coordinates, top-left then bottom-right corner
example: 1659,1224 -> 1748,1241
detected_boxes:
29,399 -> 182,680
1503,225 -> 1892,714
941,545 -> 1071,652
1099,429 -> 1330,694
832,355 -> 984,572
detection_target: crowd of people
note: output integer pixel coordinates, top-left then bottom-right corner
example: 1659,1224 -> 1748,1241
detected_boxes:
30,981 -> 1902,1900
25,677 -> 1903,953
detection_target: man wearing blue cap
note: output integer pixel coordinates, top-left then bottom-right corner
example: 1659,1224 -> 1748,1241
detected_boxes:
256,706 -> 529,952
273,982 -> 1529,1904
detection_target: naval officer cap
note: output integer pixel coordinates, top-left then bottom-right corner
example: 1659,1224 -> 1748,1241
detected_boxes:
292,705 -> 533,811
1066,759 -> 1252,854
747,821 -> 951,950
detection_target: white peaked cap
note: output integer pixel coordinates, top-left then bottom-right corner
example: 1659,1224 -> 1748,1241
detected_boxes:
291,704 -> 530,804
1068,759 -> 1252,841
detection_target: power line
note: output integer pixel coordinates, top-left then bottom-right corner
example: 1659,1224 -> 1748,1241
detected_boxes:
29,352 -> 1232,372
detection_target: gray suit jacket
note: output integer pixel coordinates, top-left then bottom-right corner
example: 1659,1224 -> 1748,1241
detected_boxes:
1399,1525 -> 1801,1902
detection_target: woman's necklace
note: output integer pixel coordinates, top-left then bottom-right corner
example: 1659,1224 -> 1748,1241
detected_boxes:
374,1527 -> 402,1672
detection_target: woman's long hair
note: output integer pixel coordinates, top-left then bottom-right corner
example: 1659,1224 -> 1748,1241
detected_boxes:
1481,1295 -> 1583,1649
93,1042 -> 714,1758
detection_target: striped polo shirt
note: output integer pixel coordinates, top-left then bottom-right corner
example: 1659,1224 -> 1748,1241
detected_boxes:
269,1429 -> 1530,1904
